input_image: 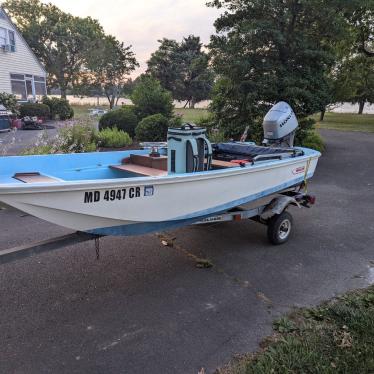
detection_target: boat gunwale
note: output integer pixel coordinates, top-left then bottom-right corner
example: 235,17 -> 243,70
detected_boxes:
0,148 -> 321,194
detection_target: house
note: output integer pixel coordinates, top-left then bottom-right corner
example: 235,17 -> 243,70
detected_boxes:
0,7 -> 47,101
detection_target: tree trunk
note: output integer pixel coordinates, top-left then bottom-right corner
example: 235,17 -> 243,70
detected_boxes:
358,100 -> 365,115
60,87 -> 67,99
189,99 -> 195,109
109,96 -> 115,110
320,108 -> 326,121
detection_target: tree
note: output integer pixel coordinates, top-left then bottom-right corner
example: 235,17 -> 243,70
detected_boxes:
334,55 -> 374,114
147,36 -> 214,108
3,0 -> 106,98
130,75 -> 173,120
341,0 -> 374,57
207,0 -> 347,138
81,35 -> 138,109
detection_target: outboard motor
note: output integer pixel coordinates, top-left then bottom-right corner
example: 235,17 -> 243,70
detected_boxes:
262,102 -> 298,147
167,123 -> 212,174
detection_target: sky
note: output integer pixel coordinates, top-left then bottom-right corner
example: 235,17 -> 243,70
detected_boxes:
42,0 -> 222,76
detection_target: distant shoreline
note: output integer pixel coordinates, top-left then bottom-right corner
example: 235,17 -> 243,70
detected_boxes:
53,95 -> 374,114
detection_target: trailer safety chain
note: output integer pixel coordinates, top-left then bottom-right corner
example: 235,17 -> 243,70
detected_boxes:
303,158 -> 312,193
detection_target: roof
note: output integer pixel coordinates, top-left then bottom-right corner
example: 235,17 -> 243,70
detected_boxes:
0,6 -> 47,75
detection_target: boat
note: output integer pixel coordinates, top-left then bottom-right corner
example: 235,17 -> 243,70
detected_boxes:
0,102 -> 320,237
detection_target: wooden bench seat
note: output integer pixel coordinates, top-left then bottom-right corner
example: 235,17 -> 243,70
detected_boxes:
211,159 -> 238,168
110,164 -> 167,177
13,172 -> 61,183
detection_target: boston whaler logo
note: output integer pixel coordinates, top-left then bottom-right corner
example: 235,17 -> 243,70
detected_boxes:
292,166 -> 305,175
84,185 -> 154,203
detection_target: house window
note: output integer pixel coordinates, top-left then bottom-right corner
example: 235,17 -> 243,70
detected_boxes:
0,27 -> 16,51
0,27 -> 6,46
34,76 -> 47,96
10,73 -> 47,99
8,30 -> 15,52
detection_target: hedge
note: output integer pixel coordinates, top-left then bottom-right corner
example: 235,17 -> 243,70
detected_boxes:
19,103 -> 50,118
98,107 -> 138,137
135,113 -> 169,141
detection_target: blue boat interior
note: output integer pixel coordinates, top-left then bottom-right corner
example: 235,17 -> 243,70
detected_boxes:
0,145 -> 318,185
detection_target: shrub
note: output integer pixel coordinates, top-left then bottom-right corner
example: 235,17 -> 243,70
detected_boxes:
0,92 -> 18,115
98,107 -> 138,137
56,124 -> 97,153
19,103 -> 50,118
295,118 -> 324,152
135,114 -> 169,141
42,96 -> 74,120
97,127 -> 133,148
300,131 -> 325,152
21,123 -> 98,154
168,115 -> 183,128
131,75 -> 174,120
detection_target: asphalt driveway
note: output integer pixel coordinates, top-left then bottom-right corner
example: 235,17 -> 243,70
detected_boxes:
0,130 -> 373,374
0,122 -> 60,156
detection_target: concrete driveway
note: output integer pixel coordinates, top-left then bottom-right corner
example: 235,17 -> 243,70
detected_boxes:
0,130 -> 373,374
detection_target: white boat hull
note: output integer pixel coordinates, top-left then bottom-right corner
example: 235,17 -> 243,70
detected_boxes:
0,153 -> 319,236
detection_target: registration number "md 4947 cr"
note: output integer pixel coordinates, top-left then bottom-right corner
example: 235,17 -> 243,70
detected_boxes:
83,186 -> 154,203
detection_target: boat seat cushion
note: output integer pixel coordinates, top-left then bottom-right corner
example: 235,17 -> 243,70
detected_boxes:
13,172 -> 61,183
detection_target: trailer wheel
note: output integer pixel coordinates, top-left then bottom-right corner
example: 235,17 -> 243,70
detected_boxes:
267,211 -> 293,245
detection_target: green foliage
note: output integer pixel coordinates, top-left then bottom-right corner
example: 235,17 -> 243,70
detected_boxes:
208,0 -> 346,138
97,127 -> 132,148
98,107 -> 138,137
42,96 -> 74,120
334,55 -> 374,113
298,131 -> 324,152
56,124 -> 97,152
147,35 -> 214,107
195,114 -> 226,143
223,286 -> 374,373
131,75 -> 174,120
81,35 -> 138,109
22,123 -> 98,154
135,113 -> 169,141
293,118 -> 324,152
0,92 -> 18,115
167,115 -> 183,128
19,103 -> 50,118
3,0 -> 106,98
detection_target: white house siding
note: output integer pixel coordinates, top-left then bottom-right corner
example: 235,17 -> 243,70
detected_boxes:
0,11 -> 46,97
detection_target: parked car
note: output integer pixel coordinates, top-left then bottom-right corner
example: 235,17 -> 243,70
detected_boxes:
0,105 -> 11,132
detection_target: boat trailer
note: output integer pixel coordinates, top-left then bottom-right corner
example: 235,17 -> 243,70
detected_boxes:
0,190 -> 315,265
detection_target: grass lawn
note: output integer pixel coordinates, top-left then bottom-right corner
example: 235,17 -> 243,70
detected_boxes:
217,285 -> 374,373
71,104 -> 108,120
314,112 -> 374,132
174,108 -> 209,122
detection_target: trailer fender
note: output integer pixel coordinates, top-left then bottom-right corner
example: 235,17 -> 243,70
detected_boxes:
260,196 -> 300,220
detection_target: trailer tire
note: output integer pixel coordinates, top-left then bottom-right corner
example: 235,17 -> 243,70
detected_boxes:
267,211 -> 293,245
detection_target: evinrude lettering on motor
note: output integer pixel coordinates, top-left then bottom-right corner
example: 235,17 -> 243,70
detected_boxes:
83,186 -> 146,203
